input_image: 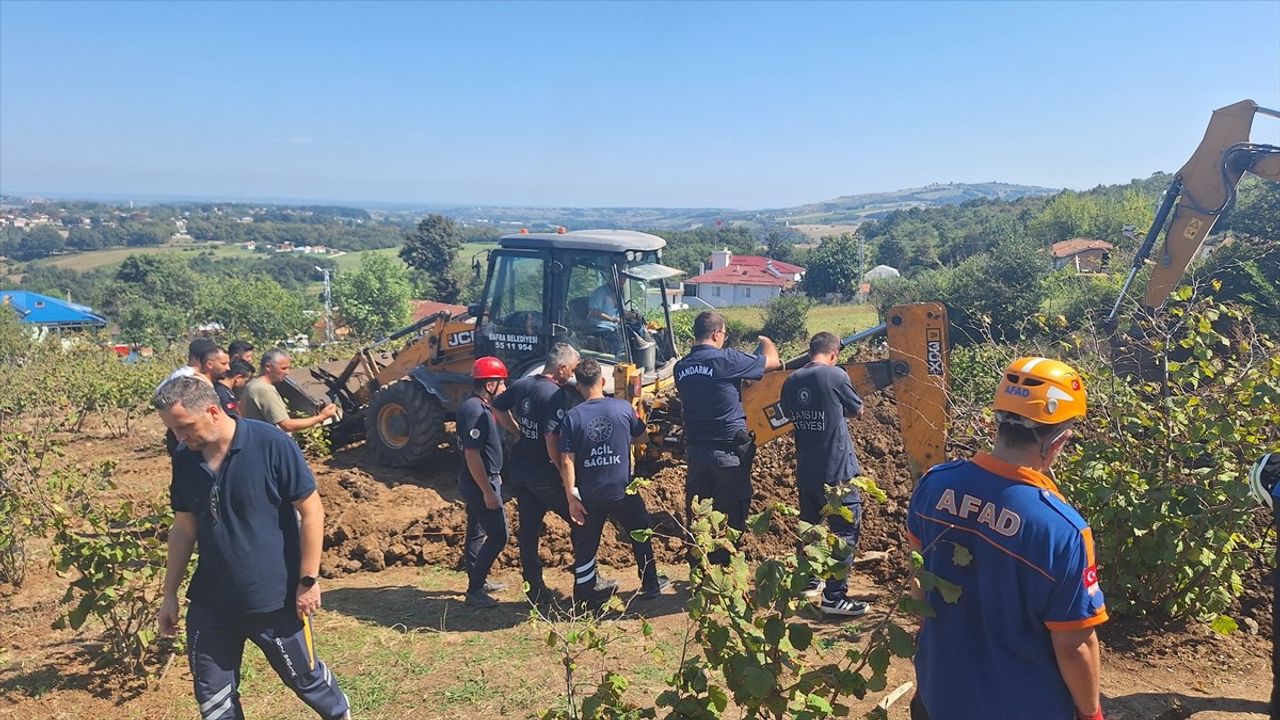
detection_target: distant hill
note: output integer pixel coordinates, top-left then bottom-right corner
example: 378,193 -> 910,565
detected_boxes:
756,182 -> 1059,225
441,182 -> 1060,232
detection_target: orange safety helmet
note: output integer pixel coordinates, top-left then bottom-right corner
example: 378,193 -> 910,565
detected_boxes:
992,357 -> 1087,427
472,356 -> 509,380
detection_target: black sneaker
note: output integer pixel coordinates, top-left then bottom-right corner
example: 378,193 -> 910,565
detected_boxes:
640,574 -> 672,599
802,578 -> 825,600
819,595 -> 869,617
525,583 -> 553,605
465,590 -> 499,609
574,584 -> 616,608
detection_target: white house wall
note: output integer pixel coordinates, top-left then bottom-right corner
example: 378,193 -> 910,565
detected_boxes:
695,283 -> 781,307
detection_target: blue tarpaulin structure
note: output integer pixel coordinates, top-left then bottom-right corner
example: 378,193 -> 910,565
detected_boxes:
0,290 -> 108,329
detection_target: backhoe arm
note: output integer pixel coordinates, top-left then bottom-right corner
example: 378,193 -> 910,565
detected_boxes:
1110,100 -> 1280,319
742,303 -> 949,480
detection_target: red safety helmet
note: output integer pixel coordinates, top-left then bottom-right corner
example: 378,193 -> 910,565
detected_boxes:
472,356 -> 509,380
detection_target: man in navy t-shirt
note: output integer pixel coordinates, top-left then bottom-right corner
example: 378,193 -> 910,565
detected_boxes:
456,356 -> 511,609
556,358 -> 669,604
493,342 -> 616,602
780,331 -> 868,617
674,311 -> 780,563
907,358 -> 1106,720
154,376 -> 350,720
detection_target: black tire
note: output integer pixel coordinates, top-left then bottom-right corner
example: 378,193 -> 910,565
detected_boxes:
364,380 -> 444,467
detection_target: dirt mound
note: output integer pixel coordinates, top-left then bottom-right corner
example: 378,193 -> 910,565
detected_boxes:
318,392 -> 918,585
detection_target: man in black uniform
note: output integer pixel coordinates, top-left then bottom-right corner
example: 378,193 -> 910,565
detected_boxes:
674,311 -> 780,563
556,358 -> 669,603
492,343 -> 618,602
780,331 -> 869,617
456,356 -> 510,609
215,358 -> 254,418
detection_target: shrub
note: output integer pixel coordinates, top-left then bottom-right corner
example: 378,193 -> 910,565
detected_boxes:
760,294 -> 813,345
1057,292 -> 1279,619
52,490 -> 174,675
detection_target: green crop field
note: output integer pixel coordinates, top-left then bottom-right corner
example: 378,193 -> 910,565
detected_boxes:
33,242 -> 258,272
717,302 -> 879,338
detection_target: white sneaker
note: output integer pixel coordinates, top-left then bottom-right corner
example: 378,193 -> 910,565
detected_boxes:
819,596 -> 869,617
802,579 -> 824,601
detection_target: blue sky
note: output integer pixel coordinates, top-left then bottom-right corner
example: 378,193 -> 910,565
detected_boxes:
2,1 -> 1278,208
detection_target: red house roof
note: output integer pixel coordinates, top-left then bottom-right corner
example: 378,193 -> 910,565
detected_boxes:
686,264 -> 792,287
411,300 -> 469,321
1051,239 -> 1113,258
721,255 -> 806,275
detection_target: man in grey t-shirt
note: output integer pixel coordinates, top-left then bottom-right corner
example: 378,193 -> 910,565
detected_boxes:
239,348 -> 337,433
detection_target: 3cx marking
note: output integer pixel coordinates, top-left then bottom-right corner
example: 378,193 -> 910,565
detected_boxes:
926,329 -> 944,376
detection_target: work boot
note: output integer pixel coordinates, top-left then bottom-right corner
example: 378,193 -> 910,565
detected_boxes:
595,575 -> 619,593
639,574 -> 672,600
465,590 -> 499,608
483,579 -> 507,593
819,595 -> 869,618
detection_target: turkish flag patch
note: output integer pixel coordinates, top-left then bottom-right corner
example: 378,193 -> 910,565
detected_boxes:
1083,564 -> 1100,594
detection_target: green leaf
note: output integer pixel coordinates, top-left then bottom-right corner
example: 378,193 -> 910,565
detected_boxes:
950,542 -> 973,568
739,665 -> 776,699
886,623 -> 915,658
746,507 -> 774,536
629,528 -> 654,543
762,617 -> 785,644
788,623 -> 813,652
1209,615 -> 1238,636
897,596 -> 935,619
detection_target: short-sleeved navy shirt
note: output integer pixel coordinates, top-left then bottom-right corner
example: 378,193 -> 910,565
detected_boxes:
557,397 -> 646,502
492,375 -> 560,464
544,384 -> 585,438
456,393 -> 503,481
214,382 -> 239,418
674,344 -> 766,446
169,418 -> 316,615
780,362 -> 863,489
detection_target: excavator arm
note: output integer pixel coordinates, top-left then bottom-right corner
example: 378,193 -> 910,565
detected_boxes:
1110,99 -> 1280,320
637,303 -> 949,481
740,302 -> 949,480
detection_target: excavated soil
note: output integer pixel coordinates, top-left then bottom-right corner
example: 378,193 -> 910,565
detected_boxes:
318,391 -> 916,585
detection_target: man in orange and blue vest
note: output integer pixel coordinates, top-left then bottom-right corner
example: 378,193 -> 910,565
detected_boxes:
907,357 -> 1107,720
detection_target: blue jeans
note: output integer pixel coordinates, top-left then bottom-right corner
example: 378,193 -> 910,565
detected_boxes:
458,474 -> 509,593
798,483 -> 863,600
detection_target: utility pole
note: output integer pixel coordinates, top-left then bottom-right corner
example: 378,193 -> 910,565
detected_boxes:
317,266 -> 334,344
858,234 -> 866,277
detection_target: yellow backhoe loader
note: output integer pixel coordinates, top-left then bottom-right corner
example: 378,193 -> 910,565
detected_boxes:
283,229 -> 952,476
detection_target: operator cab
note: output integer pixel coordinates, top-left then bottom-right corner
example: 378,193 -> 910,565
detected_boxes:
474,229 -> 683,389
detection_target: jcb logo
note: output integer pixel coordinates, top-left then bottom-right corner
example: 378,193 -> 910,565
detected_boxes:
447,330 -> 474,348
764,402 -> 792,431
926,329 -> 944,376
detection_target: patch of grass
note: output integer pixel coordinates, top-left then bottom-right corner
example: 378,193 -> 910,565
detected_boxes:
441,675 -> 492,706
34,243 -> 257,272
718,303 -> 878,341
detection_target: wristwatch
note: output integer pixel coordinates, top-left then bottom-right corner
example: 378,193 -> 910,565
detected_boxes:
299,575 -> 318,588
